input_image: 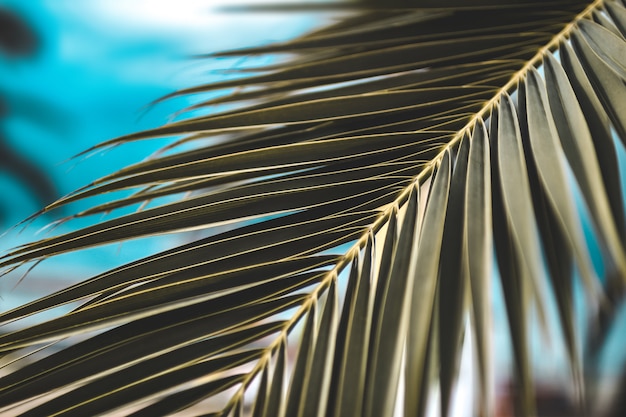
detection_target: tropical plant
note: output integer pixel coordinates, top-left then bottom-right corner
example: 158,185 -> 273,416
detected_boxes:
1,0 -> 626,416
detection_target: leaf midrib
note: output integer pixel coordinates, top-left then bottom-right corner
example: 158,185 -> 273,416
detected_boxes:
219,0 -> 604,412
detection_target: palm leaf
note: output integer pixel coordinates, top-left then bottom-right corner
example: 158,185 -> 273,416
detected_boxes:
1,1 -> 626,416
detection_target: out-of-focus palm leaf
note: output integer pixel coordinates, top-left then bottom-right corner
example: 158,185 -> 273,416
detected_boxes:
0,9 -> 59,216
0,8 -> 37,56
1,0 -> 626,416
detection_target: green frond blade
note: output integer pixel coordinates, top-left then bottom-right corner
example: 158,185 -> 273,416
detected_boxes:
2,2 -> 626,416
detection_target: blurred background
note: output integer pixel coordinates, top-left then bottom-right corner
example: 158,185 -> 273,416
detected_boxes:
0,0 -> 325,312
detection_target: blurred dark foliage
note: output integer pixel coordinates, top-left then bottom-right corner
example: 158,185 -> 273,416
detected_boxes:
0,8 -> 37,56
0,8 -> 57,222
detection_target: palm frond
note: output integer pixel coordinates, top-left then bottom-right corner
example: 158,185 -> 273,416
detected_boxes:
1,1 -> 626,416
